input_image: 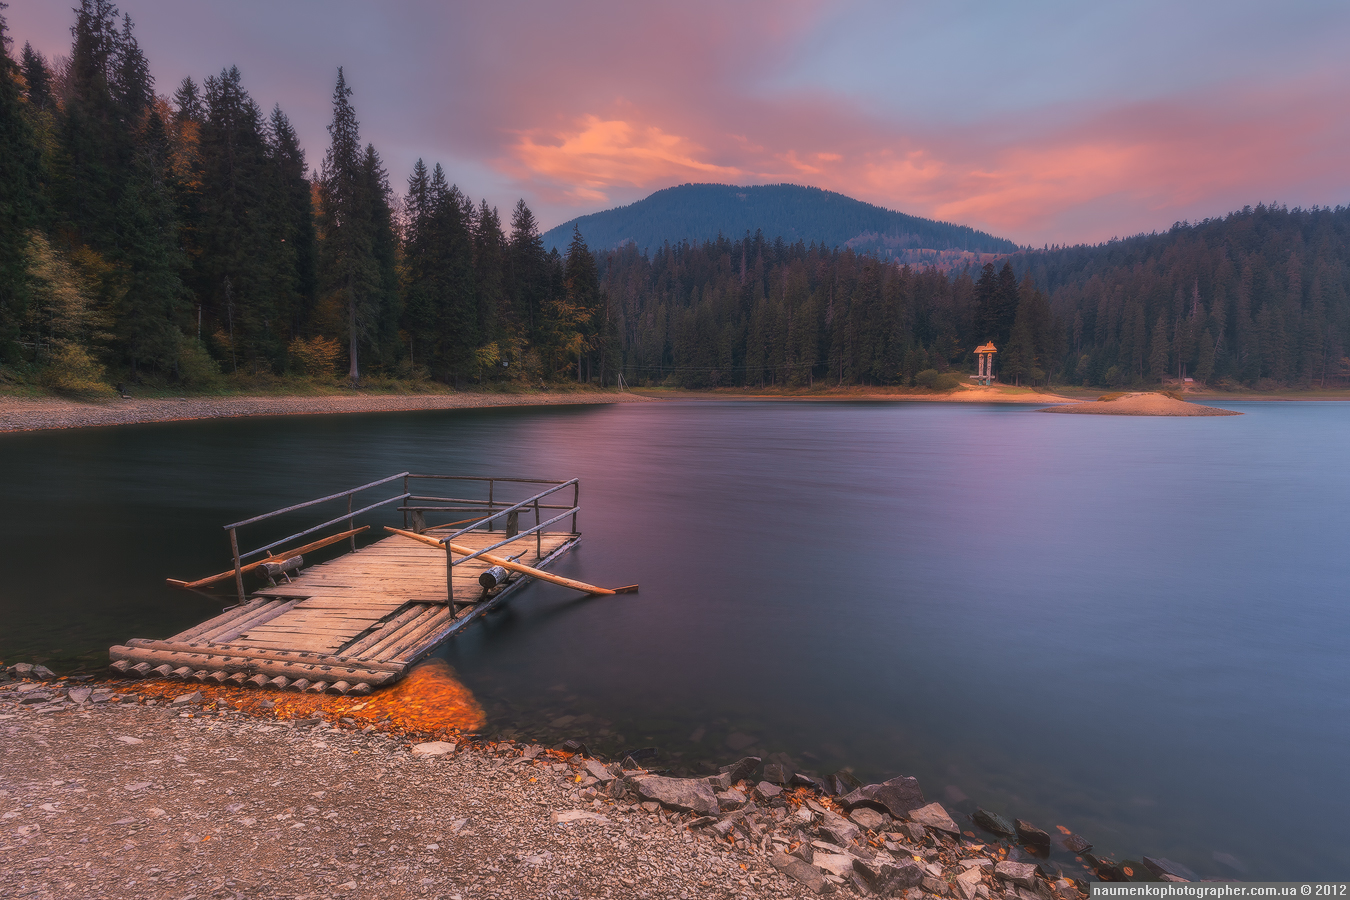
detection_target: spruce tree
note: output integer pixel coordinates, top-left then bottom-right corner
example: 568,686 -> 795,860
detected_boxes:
316,68 -> 376,381
266,105 -> 316,340
20,42 -> 53,112
0,5 -> 43,362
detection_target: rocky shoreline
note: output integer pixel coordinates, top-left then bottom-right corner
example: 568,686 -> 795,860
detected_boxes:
2,666 -> 1207,899
0,390 -> 654,434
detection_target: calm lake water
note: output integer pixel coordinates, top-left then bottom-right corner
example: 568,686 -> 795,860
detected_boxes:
1,399 -> 1347,879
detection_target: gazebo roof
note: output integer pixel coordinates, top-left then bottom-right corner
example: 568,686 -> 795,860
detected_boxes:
975,342 -> 998,354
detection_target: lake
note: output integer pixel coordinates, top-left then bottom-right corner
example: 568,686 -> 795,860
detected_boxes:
1,398 -> 1346,879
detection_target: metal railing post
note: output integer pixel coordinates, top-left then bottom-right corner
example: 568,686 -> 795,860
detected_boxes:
445,541 -> 454,604
229,527 -> 245,602
572,481 -> 579,534
488,479 -> 495,532
347,494 -> 355,551
403,474 -> 409,529
534,498 -> 541,558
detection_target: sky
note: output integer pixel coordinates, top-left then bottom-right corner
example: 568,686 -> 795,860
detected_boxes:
8,0 -> 1350,247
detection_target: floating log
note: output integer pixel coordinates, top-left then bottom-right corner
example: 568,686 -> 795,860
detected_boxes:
385,527 -> 633,596
108,644 -> 397,686
121,639 -> 405,674
166,527 -> 368,589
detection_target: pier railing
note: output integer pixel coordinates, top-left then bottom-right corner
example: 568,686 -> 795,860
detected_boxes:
222,473 -> 578,602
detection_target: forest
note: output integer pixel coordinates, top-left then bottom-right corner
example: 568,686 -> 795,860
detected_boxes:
4,2 -> 1349,395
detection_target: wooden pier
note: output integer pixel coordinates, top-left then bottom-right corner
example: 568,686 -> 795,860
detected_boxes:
109,474 -> 614,694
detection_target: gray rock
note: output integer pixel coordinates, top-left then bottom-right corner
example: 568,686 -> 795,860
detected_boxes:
631,775 -> 719,816
1016,819 -> 1052,853
973,808 -> 1016,838
995,861 -> 1040,889
89,690 -> 115,703
899,821 -> 928,843
409,741 -> 457,758
1061,834 -> 1091,854
707,771 -> 733,792
583,759 -> 614,782
955,865 -> 985,900
754,781 -> 782,802
770,850 -> 835,894
722,756 -> 761,783
32,665 -> 55,680
849,807 -> 888,831
812,851 -> 855,878
791,772 -> 830,793
830,770 -> 863,795
711,818 -> 738,838
9,663 -> 34,678
791,841 -> 814,863
19,692 -> 55,704
853,856 -> 925,896
842,775 -> 926,818
1142,857 -> 1198,882
909,801 -> 960,835
67,687 -> 92,704
818,810 -> 860,846
715,788 -> 746,810
762,762 -> 791,784
171,691 -> 203,706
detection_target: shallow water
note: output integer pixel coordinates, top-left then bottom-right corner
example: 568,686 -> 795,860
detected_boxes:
1,399 -> 1346,878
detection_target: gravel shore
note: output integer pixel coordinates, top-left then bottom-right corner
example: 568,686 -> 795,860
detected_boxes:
0,391 -> 655,434
0,674 -> 1100,900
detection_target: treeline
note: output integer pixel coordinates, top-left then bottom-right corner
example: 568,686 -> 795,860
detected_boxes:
597,233 -> 1060,388
1009,204 -> 1350,387
0,2 -> 608,392
595,206 -> 1350,390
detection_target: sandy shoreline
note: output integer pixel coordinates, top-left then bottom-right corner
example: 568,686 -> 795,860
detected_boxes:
0,391 -> 656,434
1040,392 -> 1240,416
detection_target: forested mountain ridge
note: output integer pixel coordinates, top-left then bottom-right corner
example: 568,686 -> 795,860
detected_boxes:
540,183 -> 1019,257
1008,204 -> 1350,387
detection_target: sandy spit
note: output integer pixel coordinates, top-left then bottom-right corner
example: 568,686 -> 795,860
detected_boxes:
1040,392 -> 1240,416
0,391 -> 655,434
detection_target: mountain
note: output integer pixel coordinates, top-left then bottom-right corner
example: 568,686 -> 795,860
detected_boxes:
540,183 -> 1019,256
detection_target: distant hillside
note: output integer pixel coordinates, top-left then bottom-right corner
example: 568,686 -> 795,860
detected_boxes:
541,183 -> 1019,256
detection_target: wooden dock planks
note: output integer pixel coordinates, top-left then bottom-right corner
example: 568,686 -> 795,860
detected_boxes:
110,529 -> 579,692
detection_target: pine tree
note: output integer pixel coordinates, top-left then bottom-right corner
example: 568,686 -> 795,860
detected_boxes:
316,68 -> 377,381
0,5 -> 44,362
508,199 -> 547,344
563,226 -> 601,381
20,42 -> 53,112
266,105 -> 316,339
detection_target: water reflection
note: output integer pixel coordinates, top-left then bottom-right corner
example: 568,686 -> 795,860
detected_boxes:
1,400 -> 1348,878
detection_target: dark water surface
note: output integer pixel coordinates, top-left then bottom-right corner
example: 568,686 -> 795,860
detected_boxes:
1,399 -> 1347,878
